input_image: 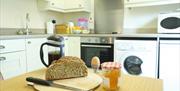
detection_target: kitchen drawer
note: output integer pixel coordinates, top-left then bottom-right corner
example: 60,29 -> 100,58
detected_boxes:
0,39 -> 25,53
0,51 -> 26,79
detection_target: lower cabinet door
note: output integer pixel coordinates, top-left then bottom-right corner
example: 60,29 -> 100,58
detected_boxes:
64,37 -> 80,57
26,38 -> 48,72
159,40 -> 180,91
0,51 -> 26,79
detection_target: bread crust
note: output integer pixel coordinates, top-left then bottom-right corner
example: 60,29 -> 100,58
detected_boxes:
45,56 -> 88,80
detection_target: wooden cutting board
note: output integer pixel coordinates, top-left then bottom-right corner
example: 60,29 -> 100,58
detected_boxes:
33,72 -> 102,91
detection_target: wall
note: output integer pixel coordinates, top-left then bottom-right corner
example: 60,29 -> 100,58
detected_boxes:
0,0 -> 94,34
94,0 -> 124,34
123,4 -> 180,33
63,0 -> 94,29
94,0 -> 179,34
0,0 -> 64,29
1,0 -> 178,34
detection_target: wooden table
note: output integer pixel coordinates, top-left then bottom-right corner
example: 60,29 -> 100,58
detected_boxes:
0,69 -> 163,91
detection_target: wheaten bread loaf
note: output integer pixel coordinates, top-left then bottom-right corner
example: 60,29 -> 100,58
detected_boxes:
45,56 -> 88,80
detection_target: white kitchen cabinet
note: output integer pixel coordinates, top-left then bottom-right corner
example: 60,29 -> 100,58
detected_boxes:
37,0 -> 91,13
0,39 -> 25,53
37,0 -> 64,12
26,38 -> 48,72
64,0 -> 91,12
124,0 -> 161,4
0,39 -> 26,80
159,39 -> 180,91
64,37 -> 80,57
124,0 -> 180,8
0,51 -> 26,80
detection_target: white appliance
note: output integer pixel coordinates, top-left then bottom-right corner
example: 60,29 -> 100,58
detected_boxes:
159,39 -> 180,91
46,22 -> 54,34
114,38 -> 157,78
158,11 -> 180,33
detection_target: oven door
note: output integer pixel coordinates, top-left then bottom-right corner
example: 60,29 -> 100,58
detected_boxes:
81,43 -> 113,67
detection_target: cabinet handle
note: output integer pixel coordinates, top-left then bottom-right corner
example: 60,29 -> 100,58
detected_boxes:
0,45 -> 5,49
127,0 -> 130,2
51,3 -> 54,5
0,57 -> 6,61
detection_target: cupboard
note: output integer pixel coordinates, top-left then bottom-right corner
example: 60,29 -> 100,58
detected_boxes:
25,38 -> 48,72
0,39 -> 26,80
37,0 -> 91,13
124,0 -> 180,7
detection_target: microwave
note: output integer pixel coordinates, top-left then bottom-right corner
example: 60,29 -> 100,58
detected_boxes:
158,12 -> 180,33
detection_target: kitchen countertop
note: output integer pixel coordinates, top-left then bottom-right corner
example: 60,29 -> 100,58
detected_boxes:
0,34 -> 51,40
61,33 -> 180,38
0,68 -> 163,91
0,33 -> 179,40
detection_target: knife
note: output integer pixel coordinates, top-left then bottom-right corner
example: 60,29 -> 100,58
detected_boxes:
26,77 -> 90,91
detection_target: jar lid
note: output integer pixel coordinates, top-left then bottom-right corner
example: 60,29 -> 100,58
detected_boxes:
101,62 -> 121,70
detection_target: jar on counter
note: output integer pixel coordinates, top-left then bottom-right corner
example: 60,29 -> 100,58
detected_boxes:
101,62 -> 121,91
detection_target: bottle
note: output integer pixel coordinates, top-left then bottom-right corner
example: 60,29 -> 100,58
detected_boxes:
68,22 -> 74,34
46,22 -> 54,34
46,20 -> 56,34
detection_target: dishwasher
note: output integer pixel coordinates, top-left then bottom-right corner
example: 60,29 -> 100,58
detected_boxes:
159,38 -> 180,91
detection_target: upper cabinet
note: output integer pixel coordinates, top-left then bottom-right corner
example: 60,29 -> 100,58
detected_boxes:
37,0 -> 91,13
124,0 -> 180,8
64,0 -> 91,12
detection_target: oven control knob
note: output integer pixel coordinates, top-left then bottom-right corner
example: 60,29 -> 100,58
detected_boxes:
101,38 -> 107,43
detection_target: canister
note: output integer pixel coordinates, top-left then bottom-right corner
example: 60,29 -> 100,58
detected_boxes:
101,62 -> 121,91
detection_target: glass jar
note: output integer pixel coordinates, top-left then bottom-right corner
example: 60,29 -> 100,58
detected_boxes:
101,62 -> 121,91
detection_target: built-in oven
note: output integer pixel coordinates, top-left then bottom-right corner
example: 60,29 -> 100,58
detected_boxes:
81,37 -> 114,67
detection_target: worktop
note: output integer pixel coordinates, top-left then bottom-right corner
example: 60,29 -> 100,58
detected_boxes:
0,33 -> 179,40
0,34 -> 50,40
58,33 -> 180,38
0,69 -> 163,91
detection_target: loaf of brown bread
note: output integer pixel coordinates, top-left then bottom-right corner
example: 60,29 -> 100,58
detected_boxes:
45,56 -> 88,80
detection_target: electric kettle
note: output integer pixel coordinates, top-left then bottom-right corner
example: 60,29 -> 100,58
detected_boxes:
40,35 -> 64,67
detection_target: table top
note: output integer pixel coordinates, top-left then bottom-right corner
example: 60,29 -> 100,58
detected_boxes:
0,69 -> 163,91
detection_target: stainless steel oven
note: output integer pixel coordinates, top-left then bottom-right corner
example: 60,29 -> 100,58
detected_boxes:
81,37 -> 114,67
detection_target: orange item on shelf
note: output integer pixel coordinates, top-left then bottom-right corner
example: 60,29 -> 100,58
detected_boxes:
101,62 -> 121,91
55,24 -> 70,34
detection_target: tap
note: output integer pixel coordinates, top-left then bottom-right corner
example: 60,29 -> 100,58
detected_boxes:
25,13 -> 32,35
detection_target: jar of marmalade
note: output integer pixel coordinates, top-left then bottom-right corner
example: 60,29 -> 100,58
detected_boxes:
101,62 -> 121,91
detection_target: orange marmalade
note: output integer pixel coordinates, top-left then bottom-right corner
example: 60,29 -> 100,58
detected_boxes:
101,62 -> 121,91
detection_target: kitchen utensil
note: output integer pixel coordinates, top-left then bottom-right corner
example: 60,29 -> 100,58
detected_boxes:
40,35 -> 65,67
29,72 -> 102,91
26,77 -> 85,91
